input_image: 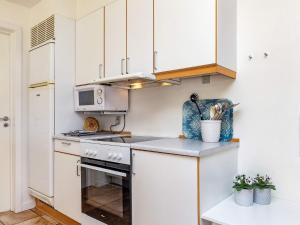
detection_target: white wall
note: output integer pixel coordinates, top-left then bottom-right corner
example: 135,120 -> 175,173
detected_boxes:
98,0 -> 300,202
0,0 -> 32,211
30,0 -> 76,25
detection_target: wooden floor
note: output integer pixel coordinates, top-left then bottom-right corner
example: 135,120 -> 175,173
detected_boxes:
0,208 -> 62,225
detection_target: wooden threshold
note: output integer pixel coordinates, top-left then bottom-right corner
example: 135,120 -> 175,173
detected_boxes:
35,199 -> 80,225
155,64 -> 236,80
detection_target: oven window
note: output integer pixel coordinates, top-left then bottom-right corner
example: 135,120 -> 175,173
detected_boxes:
79,90 -> 94,106
81,162 -> 131,225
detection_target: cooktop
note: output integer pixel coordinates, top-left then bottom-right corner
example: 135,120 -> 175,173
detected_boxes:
93,136 -> 160,144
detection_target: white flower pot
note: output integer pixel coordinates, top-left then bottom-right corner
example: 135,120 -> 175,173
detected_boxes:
234,189 -> 254,207
254,188 -> 272,205
200,120 -> 222,143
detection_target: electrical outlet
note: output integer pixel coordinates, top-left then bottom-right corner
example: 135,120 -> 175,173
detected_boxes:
202,75 -> 211,84
115,116 -> 121,126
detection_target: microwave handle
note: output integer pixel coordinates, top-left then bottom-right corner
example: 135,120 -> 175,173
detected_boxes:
78,163 -> 127,178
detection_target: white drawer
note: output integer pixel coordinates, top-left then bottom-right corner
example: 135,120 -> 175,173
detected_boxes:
54,139 -> 80,156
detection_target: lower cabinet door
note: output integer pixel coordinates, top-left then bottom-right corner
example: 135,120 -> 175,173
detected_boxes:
54,152 -> 81,222
132,150 -> 199,225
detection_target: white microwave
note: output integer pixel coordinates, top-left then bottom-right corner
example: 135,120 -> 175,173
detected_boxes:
74,85 -> 128,112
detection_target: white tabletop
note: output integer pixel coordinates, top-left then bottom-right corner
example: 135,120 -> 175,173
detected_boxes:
202,196 -> 300,225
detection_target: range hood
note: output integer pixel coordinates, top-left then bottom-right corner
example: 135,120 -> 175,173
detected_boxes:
93,73 -> 181,89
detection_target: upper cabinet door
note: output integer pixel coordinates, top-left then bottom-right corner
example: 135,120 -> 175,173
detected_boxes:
29,43 -> 54,85
154,0 -> 216,73
76,8 -> 104,85
105,0 -> 127,77
127,0 -> 153,75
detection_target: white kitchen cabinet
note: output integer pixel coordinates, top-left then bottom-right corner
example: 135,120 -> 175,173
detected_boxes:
132,150 -> 199,225
127,0 -> 153,75
76,8 -> 105,85
54,151 -> 81,222
105,0 -> 127,77
154,0 -> 216,73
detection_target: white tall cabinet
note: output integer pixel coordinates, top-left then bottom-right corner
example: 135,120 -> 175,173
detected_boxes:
76,8 -> 105,85
127,0 -> 153,75
105,0 -> 127,77
154,0 -> 216,73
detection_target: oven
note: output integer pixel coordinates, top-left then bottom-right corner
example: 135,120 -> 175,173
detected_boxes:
79,157 -> 131,225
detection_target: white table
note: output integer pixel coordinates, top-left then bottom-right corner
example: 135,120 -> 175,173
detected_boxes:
202,196 -> 300,225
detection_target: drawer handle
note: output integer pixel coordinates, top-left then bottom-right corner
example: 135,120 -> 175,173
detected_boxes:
61,142 -> 71,146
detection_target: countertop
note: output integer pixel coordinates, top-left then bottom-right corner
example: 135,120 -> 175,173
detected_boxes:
202,196 -> 300,225
131,138 -> 239,157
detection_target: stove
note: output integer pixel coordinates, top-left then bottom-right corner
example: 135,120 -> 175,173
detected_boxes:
62,130 -> 112,137
79,135 -> 161,225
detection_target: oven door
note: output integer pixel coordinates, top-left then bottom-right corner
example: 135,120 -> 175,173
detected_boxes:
80,158 -> 131,225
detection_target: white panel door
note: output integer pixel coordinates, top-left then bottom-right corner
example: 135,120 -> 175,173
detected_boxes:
54,152 -> 81,222
105,0 -> 127,77
76,8 -> 105,85
154,0 -> 216,72
132,150 -> 198,225
127,0 -> 153,74
29,43 -> 55,85
0,32 -> 11,212
28,85 -> 54,197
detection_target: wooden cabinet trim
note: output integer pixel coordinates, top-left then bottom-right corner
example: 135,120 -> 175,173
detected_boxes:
35,199 -> 80,225
155,63 -> 236,80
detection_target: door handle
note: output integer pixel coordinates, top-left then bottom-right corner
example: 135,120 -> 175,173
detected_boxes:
0,116 -> 9,122
121,58 -> 126,75
154,51 -> 158,71
126,57 -> 130,74
99,64 -> 103,79
132,152 -> 136,176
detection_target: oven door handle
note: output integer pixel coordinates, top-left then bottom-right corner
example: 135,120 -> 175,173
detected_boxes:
78,163 -> 127,178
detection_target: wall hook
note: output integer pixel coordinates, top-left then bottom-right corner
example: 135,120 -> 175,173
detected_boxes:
248,55 -> 253,60
264,52 -> 269,58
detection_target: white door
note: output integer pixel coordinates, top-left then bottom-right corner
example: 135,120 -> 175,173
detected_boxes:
154,0 -> 216,72
127,0 -> 153,74
105,0 -> 127,77
132,150 -> 198,225
54,152 -> 81,222
28,85 -> 54,198
76,8 -> 105,85
29,43 -> 55,85
0,32 -> 11,212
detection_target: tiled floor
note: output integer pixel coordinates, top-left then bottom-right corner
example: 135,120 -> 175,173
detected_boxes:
0,209 -> 62,225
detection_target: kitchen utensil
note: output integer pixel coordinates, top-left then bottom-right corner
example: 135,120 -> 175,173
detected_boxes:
83,117 -> 100,132
190,93 -> 203,120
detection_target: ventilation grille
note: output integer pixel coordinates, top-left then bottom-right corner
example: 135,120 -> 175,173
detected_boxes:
31,15 -> 55,48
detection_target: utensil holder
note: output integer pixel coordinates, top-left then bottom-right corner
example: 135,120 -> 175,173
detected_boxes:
200,120 -> 222,143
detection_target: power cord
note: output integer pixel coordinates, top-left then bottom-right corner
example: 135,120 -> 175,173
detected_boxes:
109,114 -> 126,133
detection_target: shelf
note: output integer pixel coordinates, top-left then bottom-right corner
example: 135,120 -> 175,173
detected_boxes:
155,64 -> 236,81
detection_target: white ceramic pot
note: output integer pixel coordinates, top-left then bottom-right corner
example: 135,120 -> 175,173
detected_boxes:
254,188 -> 272,205
234,189 -> 254,207
200,120 -> 222,143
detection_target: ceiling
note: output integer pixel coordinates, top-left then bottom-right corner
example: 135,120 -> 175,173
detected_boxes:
5,0 -> 41,7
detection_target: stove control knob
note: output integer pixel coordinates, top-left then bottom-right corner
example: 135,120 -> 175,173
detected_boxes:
108,153 -> 113,159
93,151 -> 97,157
112,153 -> 118,160
85,150 -> 90,156
117,154 -> 123,161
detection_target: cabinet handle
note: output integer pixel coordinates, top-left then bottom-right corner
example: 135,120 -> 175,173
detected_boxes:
126,57 -> 130,74
154,51 -> 158,71
61,142 -> 71,146
76,160 -> 80,177
132,152 -> 136,176
121,58 -> 126,75
99,64 -> 103,79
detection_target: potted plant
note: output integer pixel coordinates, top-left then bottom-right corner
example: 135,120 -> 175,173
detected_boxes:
253,174 -> 276,205
233,175 -> 254,207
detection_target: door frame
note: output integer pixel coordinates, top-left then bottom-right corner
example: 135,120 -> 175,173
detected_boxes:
0,21 -> 24,212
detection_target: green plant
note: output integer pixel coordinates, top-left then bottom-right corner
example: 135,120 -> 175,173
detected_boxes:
253,174 -> 276,190
233,175 -> 253,191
